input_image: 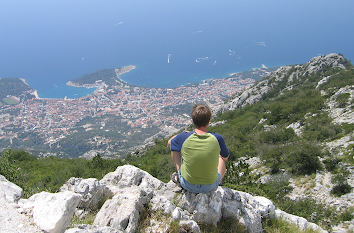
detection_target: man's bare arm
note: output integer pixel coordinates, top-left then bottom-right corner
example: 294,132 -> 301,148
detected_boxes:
167,135 -> 177,147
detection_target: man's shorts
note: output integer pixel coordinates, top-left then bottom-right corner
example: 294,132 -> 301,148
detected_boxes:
178,170 -> 221,193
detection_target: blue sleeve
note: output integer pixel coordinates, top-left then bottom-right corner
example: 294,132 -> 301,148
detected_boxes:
170,132 -> 193,152
213,133 -> 229,158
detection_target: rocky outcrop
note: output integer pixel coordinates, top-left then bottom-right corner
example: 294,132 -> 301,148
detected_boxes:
1,165 -> 328,233
100,164 -> 165,194
223,53 -> 347,112
60,177 -> 110,211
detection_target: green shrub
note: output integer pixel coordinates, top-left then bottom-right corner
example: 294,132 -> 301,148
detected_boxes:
260,128 -> 296,144
0,149 -> 123,198
323,158 -> 340,172
0,153 -> 23,183
285,143 -> 322,175
338,207 -> 354,222
336,93 -> 350,108
331,183 -> 352,196
303,113 -> 342,141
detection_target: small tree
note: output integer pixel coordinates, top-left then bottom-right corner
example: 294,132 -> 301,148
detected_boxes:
90,154 -> 104,169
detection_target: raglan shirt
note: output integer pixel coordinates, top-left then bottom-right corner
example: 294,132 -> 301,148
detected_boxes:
171,131 -> 229,184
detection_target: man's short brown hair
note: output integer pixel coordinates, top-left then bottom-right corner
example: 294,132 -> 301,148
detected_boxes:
192,104 -> 212,128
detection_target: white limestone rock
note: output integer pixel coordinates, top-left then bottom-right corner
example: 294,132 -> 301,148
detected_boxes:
219,187 -> 263,233
21,191 -> 82,233
0,193 -> 41,233
94,186 -> 150,233
100,165 -> 165,195
150,193 -> 176,214
252,196 -> 275,219
65,224 -> 123,233
305,53 -> 346,75
60,177 -> 111,211
176,186 -> 265,232
172,207 -> 182,220
286,122 -> 303,136
275,209 -> 328,233
179,220 -> 201,233
0,174 -> 22,203
177,189 -> 223,226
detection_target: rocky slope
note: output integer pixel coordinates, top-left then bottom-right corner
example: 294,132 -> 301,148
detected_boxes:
0,165 -> 328,233
219,53 -> 353,232
222,53 -> 348,111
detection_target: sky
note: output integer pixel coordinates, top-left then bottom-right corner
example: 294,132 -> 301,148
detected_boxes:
0,0 -> 353,96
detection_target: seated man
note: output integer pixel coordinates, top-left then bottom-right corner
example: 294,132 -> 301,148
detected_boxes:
168,104 -> 229,193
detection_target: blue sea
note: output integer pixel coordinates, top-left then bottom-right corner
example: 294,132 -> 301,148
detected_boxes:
0,0 -> 353,98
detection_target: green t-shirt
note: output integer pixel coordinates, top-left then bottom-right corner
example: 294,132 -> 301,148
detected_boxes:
171,131 -> 229,185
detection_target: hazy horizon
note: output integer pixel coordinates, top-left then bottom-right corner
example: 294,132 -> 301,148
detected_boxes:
1,0 -> 354,98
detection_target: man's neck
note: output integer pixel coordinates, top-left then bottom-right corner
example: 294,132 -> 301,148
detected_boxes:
195,126 -> 208,135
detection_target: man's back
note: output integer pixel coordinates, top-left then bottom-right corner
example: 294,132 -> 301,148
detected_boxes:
171,131 -> 228,185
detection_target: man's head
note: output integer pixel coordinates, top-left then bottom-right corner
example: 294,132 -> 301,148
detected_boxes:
192,104 -> 212,128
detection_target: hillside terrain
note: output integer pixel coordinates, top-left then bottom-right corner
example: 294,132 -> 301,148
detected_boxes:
0,78 -> 37,106
0,53 -> 353,232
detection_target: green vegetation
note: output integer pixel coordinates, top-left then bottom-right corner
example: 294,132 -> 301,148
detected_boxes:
0,150 -> 123,198
70,69 -> 121,86
198,218 -> 247,233
263,218 -> 320,233
2,97 -> 19,105
69,211 -> 97,227
336,93 -> 351,108
331,169 -> 352,197
0,78 -> 31,100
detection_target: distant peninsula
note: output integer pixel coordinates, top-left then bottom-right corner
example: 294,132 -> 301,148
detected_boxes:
66,65 -> 136,88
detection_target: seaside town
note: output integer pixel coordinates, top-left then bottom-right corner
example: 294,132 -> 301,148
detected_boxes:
0,67 -> 272,157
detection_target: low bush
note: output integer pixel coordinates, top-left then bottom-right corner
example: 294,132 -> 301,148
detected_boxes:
303,113 -> 342,141
323,158 -> 340,172
331,183 -> 352,196
285,143 -> 323,175
336,93 -> 350,108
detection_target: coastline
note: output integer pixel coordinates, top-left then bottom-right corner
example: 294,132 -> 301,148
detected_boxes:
18,64 -> 275,101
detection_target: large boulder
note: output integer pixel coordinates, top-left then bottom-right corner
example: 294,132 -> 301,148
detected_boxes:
219,187 -> 264,233
175,186 -> 270,233
0,177 -> 41,233
0,174 -> 22,203
94,186 -> 150,233
19,191 -> 82,233
177,189 -> 223,226
60,177 -> 111,211
100,165 -> 165,195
